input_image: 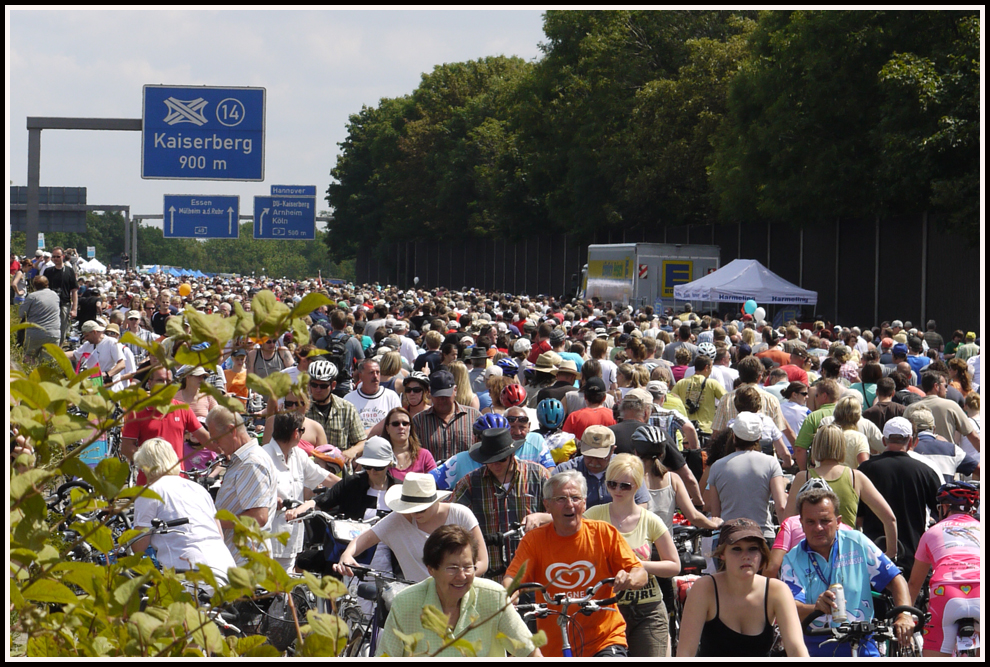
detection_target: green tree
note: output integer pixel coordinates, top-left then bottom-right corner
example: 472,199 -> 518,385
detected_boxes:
711,10 -> 979,241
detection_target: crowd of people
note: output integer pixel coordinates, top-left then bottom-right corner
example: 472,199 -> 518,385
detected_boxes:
10,255 -> 983,658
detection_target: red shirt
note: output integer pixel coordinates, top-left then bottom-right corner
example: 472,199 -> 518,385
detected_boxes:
527,339 -> 551,364
122,400 -> 202,483
776,364 -> 810,386
561,406 -> 616,441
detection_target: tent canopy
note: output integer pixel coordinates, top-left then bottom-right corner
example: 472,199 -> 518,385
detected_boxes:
673,259 -> 817,306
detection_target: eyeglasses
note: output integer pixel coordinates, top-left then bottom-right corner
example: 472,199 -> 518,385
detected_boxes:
442,564 -> 477,576
506,416 -> 529,424
405,386 -> 424,394
310,381 -> 331,389
284,400 -> 301,408
549,495 -> 585,505
389,420 -> 410,428
364,464 -> 389,472
606,480 -> 634,492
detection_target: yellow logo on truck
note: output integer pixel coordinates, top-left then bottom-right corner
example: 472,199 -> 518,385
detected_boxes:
662,260 -> 693,297
589,258 -> 633,280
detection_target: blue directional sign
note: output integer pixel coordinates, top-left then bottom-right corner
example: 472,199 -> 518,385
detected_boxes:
254,194 -> 316,240
143,85 -> 266,181
271,185 -> 317,197
163,195 -> 240,239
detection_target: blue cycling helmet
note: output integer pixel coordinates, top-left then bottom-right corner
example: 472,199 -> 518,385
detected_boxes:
536,398 -> 565,430
474,412 -> 510,434
496,357 -> 520,378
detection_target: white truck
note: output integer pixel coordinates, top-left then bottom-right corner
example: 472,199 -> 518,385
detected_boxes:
579,243 -> 721,310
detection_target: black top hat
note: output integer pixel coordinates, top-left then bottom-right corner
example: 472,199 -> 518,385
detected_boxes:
468,427 -> 524,464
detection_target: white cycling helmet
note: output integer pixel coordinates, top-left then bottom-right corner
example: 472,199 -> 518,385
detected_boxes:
308,359 -> 339,382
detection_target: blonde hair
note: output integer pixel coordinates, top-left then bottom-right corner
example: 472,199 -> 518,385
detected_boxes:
810,424 -> 845,466
833,395 -> 862,429
605,453 -> 644,490
448,361 -> 475,406
132,437 -> 182,482
380,350 -> 402,377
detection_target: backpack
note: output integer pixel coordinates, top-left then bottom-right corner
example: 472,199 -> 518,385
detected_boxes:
323,331 -> 352,381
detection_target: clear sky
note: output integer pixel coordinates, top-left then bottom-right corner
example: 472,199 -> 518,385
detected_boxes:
7,8 -> 547,228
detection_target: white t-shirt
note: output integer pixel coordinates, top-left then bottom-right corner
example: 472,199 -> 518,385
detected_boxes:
112,344 -> 136,392
598,359 -> 618,389
77,336 -> 124,383
262,442 -> 330,559
344,386 -> 402,432
371,503 -> 479,582
133,475 -> 236,582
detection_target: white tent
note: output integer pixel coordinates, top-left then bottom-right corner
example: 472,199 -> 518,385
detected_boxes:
673,258 -> 817,306
77,258 -> 107,274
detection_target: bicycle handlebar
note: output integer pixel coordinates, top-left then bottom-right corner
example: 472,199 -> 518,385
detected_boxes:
802,605 -> 924,638
151,517 -> 189,529
348,564 -> 415,585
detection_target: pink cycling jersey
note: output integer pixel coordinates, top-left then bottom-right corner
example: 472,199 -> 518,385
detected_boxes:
914,513 -> 981,584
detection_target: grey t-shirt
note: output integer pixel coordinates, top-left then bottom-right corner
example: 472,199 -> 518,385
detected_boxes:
20,288 -> 62,343
708,449 -> 783,539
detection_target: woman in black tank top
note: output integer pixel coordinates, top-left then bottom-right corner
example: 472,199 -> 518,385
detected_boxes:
676,518 -> 809,657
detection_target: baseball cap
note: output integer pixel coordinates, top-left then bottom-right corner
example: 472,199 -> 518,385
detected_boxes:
623,388 -> 654,409
646,380 -> 669,396
731,412 -> 763,441
81,320 -> 106,334
580,425 -> 616,458
717,518 -> 764,547
883,416 -> 913,439
429,370 -> 456,397
126,310 -> 141,320
355,436 -> 397,468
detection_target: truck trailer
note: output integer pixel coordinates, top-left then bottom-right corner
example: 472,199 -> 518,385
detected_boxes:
580,243 -> 720,310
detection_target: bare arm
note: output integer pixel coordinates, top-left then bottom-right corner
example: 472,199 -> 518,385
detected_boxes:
469,524 -> 489,577
675,575 -> 713,657
670,473 -> 721,530
907,558 -> 931,606
707,483 -> 722,519
793,446 -> 808,471
783,471 -> 809,519
191,427 -> 211,447
680,420 -> 700,450
966,429 -> 980,453
855,471 -> 898,561
333,527 -> 382,577
885,574 -> 915,647
643,530 -> 681,579
366,419 -> 386,439
675,464 -> 704,506
770,475 -> 788,524
765,548 -> 786,580
768,579 -> 810,657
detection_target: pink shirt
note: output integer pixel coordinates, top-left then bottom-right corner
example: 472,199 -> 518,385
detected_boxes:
772,515 -> 853,552
391,447 -> 437,482
914,514 -> 981,584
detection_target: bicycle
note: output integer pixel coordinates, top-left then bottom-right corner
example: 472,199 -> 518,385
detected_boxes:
515,577 -> 622,657
336,564 -> 414,657
667,524 -> 714,655
483,521 -> 526,579
801,604 -> 924,658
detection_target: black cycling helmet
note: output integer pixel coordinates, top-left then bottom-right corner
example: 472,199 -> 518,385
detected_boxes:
630,424 -> 673,457
936,481 -> 980,510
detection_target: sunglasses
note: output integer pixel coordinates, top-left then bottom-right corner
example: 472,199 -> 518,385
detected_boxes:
364,464 -> 389,472
284,400 -> 301,408
310,381 -> 331,389
606,480 -> 634,492
506,416 -> 528,424
405,386 -> 425,394
389,420 -> 410,428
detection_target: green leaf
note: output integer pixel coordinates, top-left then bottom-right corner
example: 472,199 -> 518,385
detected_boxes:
391,629 -> 425,657
226,566 -> 255,591
60,456 -> 102,490
289,293 -> 334,320
113,571 -> 152,609
300,571 -> 347,600
296,633 -> 341,658
200,381 -> 246,414
22,579 -> 80,604
10,468 -> 55,502
70,520 -> 115,554
40,381 -> 71,405
54,561 -> 105,597
27,635 -> 64,657
129,611 -> 164,644
529,629 -> 547,648
291,315 -> 310,347
245,371 -> 291,400
79,393 -> 114,417
95,457 -> 131,498
10,379 -> 50,410
504,559 -> 528,595
119,330 -> 154,355
420,604 -> 451,640
165,316 -> 187,339
448,637 -> 482,657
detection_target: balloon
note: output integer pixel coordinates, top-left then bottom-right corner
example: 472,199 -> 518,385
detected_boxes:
743,299 -> 757,315
178,283 -> 192,297
414,276 -> 420,285
753,307 -> 766,322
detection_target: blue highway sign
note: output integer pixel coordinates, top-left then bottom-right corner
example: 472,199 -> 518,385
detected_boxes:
163,195 -> 240,239
143,85 -> 265,181
271,185 -> 317,197
254,194 -> 316,240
